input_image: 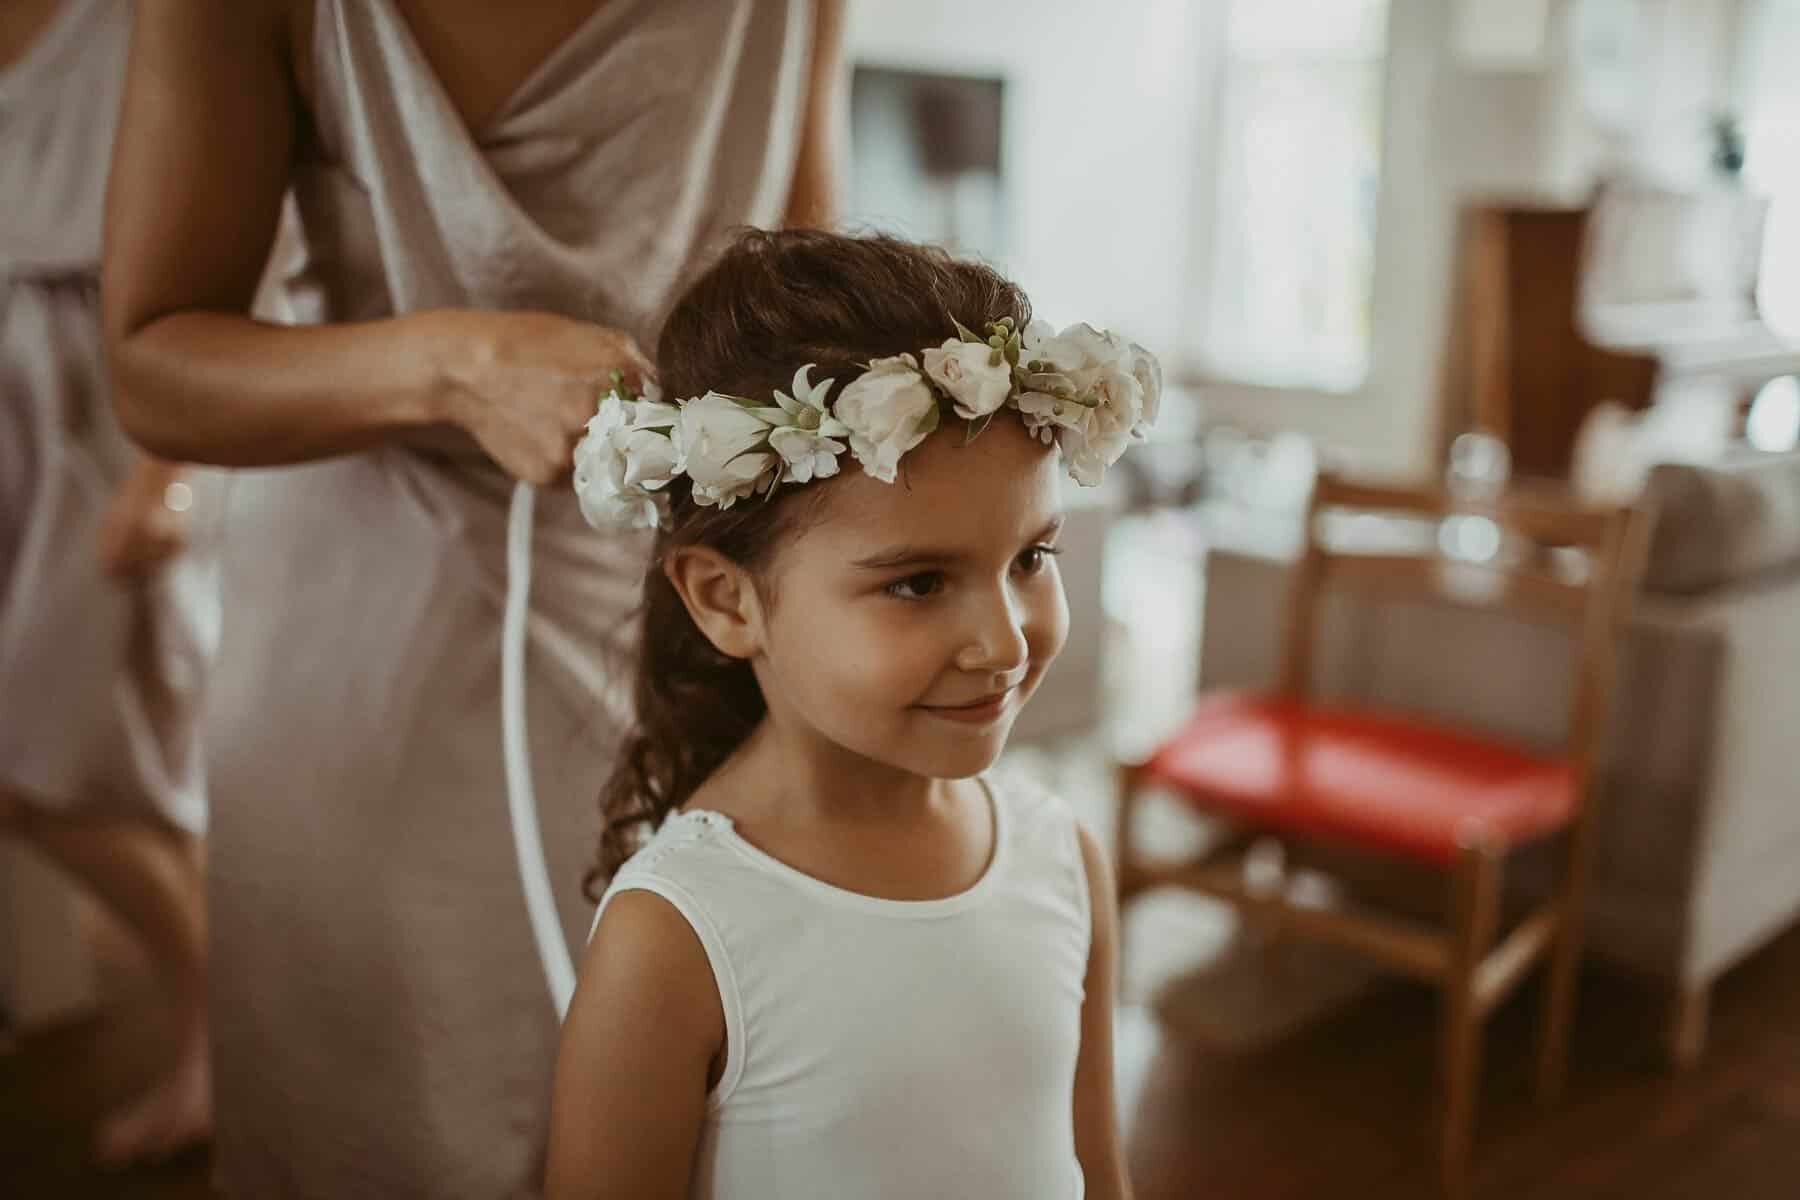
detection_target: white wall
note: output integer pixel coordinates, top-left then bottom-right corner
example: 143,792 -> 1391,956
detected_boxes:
842,0 -> 1211,363
845,0 -> 1750,478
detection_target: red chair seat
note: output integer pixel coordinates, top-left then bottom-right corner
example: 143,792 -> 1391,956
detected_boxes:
1143,693 -> 1576,864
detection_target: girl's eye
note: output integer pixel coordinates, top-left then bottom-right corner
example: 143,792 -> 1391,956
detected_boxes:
884,571 -> 945,601
1016,545 -> 1063,576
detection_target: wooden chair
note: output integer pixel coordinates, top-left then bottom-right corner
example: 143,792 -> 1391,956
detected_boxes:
1116,472 -> 1650,1197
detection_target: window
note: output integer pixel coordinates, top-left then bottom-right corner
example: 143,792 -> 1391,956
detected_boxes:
1742,2 -> 1800,335
1200,0 -> 1390,391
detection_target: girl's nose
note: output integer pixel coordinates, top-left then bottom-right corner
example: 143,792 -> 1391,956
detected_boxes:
954,591 -> 1030,676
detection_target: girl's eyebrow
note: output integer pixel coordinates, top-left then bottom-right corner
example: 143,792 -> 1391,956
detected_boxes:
851,516 -> 1065,571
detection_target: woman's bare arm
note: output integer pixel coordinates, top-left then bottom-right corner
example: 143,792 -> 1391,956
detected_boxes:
103,0 -> 649,483
781,0 -> 846,230
101,0 -> 432,464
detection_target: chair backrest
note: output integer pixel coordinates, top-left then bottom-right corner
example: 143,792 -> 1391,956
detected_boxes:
1279,472 -> 1652,789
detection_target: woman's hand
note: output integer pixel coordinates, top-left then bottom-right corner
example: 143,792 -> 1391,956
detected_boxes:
96,458 -> 190,581
435,311 -> 657,486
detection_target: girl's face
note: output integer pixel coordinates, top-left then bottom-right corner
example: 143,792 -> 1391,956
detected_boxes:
752,417 -> 1069,781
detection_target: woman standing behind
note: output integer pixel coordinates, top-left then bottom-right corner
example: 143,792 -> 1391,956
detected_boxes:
1,0 -> 214,1166
102,1 -> 842,1194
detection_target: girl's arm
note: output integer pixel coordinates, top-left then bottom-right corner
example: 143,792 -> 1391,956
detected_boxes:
546,891 -> 725,1200
102,0 -> 651,484
1073,824 -> 1134,1200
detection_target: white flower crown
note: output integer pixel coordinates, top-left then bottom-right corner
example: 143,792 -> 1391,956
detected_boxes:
572,317 -> 1161,531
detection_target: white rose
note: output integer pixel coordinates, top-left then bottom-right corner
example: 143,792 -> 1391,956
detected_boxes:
1018,320 -> 1072,370
576,386 -> 687,528
834,354 -> 941,483
691,452 -> 778,508
1060,365 -> 1144,486
575,484 -> 663,530
572,440 -> 629,527
1019,320 -> 1102,376
921,338 -> 1014,419
675,390 -> 779,508
615,426 -> 680,493
1126,343 -> 1161,436
1058,321 -> 1126,364
580,390 -> 631,444
573,436 -> 670,530
627,399 -> 681,431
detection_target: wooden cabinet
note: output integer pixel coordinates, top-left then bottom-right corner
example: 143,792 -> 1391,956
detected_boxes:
1444,201 -> 1659,480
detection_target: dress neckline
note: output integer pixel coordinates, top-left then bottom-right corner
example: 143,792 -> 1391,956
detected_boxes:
677,776 -> 1007,919
361,0 -> 614,140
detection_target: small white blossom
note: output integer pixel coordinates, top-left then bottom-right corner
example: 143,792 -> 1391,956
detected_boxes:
769,425 -> 847,484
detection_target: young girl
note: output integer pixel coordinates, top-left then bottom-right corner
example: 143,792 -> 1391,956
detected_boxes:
547,229 -> 1158,1199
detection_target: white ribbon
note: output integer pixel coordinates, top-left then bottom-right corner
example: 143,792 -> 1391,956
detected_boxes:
502,481 -> 577,1017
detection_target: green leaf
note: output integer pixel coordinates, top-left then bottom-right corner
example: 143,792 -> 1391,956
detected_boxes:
952,318 -> 983,344
917,402 -> 942,439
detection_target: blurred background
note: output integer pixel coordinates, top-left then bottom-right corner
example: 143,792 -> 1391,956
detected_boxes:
6,0 -> 1799,1196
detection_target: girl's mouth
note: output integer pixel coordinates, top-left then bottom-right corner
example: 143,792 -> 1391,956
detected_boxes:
917,689 -> 1016,725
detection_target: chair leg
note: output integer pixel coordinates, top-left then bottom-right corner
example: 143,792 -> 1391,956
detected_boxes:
1534,911 -> 1578,1106
1441,844 -> 1501,1199
1113,762 -> 1141,899
1536,828 -> 1595,1106
1665,981 -> 1710,1072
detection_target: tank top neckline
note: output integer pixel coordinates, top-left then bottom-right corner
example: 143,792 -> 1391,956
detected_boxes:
674,776 -> 1007,919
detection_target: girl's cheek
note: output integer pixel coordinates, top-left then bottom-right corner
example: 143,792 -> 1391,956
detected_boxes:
1028,585 -> 1070,665
821,608 -> 932,677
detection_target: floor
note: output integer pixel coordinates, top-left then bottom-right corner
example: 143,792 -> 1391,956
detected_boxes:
1125,921 -> 1800,1200
7,901 -> 1800,1198
1,920 -> 212,1197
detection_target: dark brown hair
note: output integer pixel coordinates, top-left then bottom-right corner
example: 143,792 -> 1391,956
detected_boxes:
585,228 -> 1032,897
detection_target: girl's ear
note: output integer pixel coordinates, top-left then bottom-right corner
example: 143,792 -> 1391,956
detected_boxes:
662,545 -> 767,660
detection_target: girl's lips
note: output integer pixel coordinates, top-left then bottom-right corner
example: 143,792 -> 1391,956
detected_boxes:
918,689 -> 1015,724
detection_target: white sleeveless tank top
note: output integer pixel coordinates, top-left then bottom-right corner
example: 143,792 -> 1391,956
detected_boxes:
595,773 -> 1092,1199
